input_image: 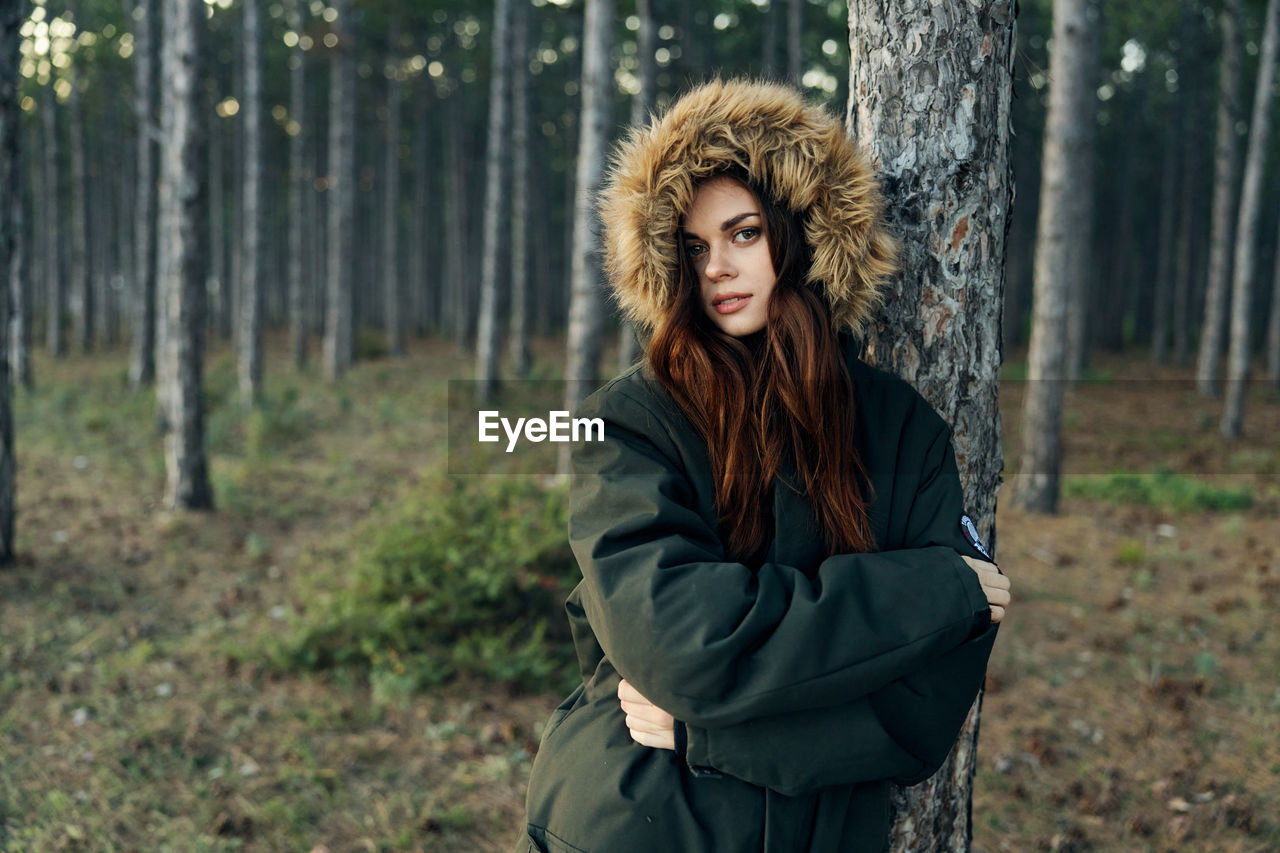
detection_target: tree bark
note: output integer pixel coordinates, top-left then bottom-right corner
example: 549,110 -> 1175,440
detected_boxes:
1063,1 -> 1099,381
158,0 -> 213,510
41,74 -> 62,357
129,0 -> 158,388
847,1 -> 1014,846
0,0 -> 23,564
509,0 -> 533,377
475,0 -> 512,400
323,0 -> 356,380
560,0 -> 614,476
239,0 -> 263,405
67,12 -> 92,354
382,36 -> 403,358
287,0 -> 307,368
1197,0 -> 1243,396
1266,211 -> 1280,385
410,81 -> 431,336
1015,0 -> 1094,515
1221,0 -> 1279,438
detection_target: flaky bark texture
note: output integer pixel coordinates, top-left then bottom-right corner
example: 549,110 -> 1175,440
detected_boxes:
475,0 -> 512,400
158,0 -> 212,511
1014,0 -> 1094,515
323,0 -> 356,381
847,1 -> 1014,848
0,0 -> 22,563
1197,0 -> 1243,397
560,0 -> 613,475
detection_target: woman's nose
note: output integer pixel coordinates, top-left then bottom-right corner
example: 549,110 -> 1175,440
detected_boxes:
703,244 -> 735,280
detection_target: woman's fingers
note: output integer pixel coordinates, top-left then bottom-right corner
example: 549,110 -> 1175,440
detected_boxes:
619,679 -> 676,750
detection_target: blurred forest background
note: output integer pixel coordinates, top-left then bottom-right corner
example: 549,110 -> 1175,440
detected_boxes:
0,0 -> 1279,850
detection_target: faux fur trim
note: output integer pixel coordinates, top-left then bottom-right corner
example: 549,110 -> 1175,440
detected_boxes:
599,77 -> 898,337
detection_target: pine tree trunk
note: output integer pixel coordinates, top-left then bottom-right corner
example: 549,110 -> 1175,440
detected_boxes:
1265,212 -> 1280,385
158,0 -> 213,511
559,0 -> 613,477
475,0 -> 512,400
787,0 -> 802,86
446,95 -> 469,349
287,0 -> 307,368
0,0 -> 21,564
382,42 -> 403,358
42,73 -> 62,357
762,0 -> 778,77
67,28 -> 92,354
1063,1 -> 1099,381
1197,0 -> 1243,396
509,0 -> 532,377
1221,0 -> 1279,438
130,0 -> 158,389
9,150 -> 28,389
848,2 -> 1014,846
1015,0 -> 1096,515
239,0 -> 263,405
410,82 -> 430,336
324,0 -> 356,380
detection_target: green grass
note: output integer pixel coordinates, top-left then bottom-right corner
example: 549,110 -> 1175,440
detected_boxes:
1063,467 -> 1253,512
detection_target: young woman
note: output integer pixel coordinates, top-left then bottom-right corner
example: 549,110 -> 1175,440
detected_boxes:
516,78 -> 1011,853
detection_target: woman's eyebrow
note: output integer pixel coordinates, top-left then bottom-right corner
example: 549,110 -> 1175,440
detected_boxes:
682,212 -> 761,240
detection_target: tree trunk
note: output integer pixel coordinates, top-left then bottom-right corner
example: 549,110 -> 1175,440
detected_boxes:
559,0 -> 614,476
410,81 -> 431,336
762,0 -> 778,78
130,0 -> 158,389
158,0 -> 213,510
1063,1 -> 1099,381
1197,0 -> 1243,396
324,0 -> 356,380
787,0 -> 803,86
1266,212 -> 1280,385
446,94 -> 469,349
617,0 -> 654,373
847,1 -> 1014,847
475,0 -> 512,400
239,0 -> 263,405
42,70 -> 62,357
509,0 -> 533,377
0,0 -> 22,564
1221,0 -> 1279,438
1015,0 -> 1096,515
382,49 -> 403,358
67,24 -> 92,354
287,0 -> 307,368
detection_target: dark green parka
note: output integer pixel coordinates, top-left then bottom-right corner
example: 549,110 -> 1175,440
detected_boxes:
517,80 -> 1000,853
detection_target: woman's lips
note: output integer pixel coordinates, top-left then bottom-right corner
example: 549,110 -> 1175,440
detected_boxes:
713,294 -> 751,314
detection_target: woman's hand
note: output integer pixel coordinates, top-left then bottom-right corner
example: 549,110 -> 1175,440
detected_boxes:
618,679 -> 676,751
962,555 -> 1011,623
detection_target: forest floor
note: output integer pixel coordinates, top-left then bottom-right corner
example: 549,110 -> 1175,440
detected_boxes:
1,336 -> 1278,852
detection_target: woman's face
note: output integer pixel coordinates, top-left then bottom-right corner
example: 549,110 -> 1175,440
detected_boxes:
681,176 -> 777,337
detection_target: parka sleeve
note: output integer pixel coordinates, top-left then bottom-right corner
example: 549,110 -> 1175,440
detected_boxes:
674,418 -> 1001,794
571,384 -> 992,729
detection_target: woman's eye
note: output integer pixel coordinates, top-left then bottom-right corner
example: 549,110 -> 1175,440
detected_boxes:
685,244 -> 706,257
733,228 -> 760,243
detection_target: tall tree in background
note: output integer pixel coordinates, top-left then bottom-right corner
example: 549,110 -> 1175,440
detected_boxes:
508,0 -> 532,377
382,22 -> 404,359
1221,0 -> 1279,438
239,0 -> 263,406
323,0 -> 355,381
616,0 -> 654,373
1266,213 -> 1280,385
475,0 -> 511,401
1197,0 -> 1243,396
157,0 -> 212,510
560,0 -> 614,475
67,2 -> 91,353
848,1 -> 1014,849
787,0 -> 802,85
1015,0 -> 1094,515
0,0 -> 21,564
129,0 -> 157,389
287,0 -> 307,368
41,69 -> 61,357
1063,1 -> 1099,381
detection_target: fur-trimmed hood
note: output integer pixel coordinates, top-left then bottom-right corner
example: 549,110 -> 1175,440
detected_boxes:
599,77 -> 898,338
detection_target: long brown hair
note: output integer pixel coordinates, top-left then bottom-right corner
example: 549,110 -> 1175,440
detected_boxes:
647,170 -> 877,564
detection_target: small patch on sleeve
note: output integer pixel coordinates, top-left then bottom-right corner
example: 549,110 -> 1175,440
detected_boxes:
960,514 -> 991,559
